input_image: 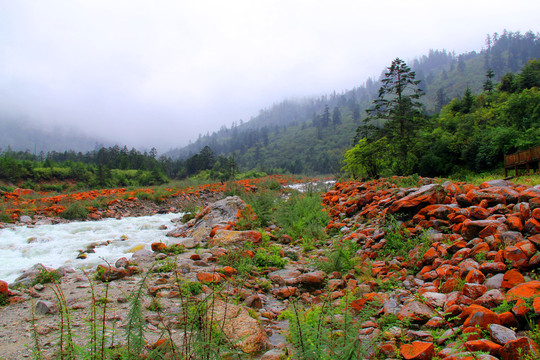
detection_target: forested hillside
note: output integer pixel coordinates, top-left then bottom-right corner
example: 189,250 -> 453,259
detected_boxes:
165,30 -> 540,175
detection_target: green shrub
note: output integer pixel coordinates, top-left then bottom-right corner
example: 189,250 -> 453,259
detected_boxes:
275,192 -> 330,242
0,293 -> 8,306
253,246 -> 287,269
151,257 -> 176,273
157,244 -> 185,255
382,215 -> 432,258
60,202 -> 89,220
314,239 -> 359,274
177,279 -> 203,296
33,268 -> 62,285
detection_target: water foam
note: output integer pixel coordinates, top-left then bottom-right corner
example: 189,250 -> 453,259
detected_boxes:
0,213 -> 182,283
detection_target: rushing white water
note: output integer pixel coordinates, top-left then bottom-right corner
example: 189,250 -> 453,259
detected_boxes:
286,180 -> 336,192
0,213 -> 182,283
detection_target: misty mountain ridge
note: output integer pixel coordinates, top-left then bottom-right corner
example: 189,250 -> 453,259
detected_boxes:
164,30 -> 540,174
0,116 -> 110,154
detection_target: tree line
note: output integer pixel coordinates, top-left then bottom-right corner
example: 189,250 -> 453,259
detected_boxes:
343,58 -> 540,178
0,145 -> 238,189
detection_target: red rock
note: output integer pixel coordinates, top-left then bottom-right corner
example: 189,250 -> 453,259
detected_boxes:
474,289 -> 505,309
529,234 -> 540,247
507,280 -> 540,300
221,266 -> 237,277
436,264 -> 459,280
349,293 -> 386,312
462,220 -> 504,240
501,269 -> 525,289
461,304 -> 500,330
440,278 -> 461,293
298,271 -> 326,288
498,312 -> 519,328
533,208 -> 540,221
503,246 -> 528,269
273,286 -> 296,299
462,283 -> 487,299
519,188 -> 540,202
398,301 -> 435,323
389,184 -> 446,215
0,280 -> 10,296
516,240 -> 537,257
151,242 -> 167,252
465,269 -> 486,284
533,297 -> 540,315
190,254 -> 201,261
400,341 -> 435,360
469,206 -> 491,220
506,215 -> 524,231
422,248 -> 439,264
471,242 -> 490,257
465,339 -> 502,356
379,342 -> 398,357
514,202 -> 531,221
524,218 -> 540,235
197,272 -> 222,284
500,337 -> 540,360
479,262 -> 507,274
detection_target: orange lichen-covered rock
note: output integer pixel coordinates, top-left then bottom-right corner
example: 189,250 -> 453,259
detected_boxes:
399,341 -> 435,360
197,272 -> 223,284
500,337 -> 540,360
501,269 -> 525,289
461,304 -> 500,330
388,184 -> 446,215
397,301 -> 435,323
461,220 -> 504,240
464,339 -> 502,357
0,280 -> 11,296
151,242 -> 167,252
507,280 -> 540,300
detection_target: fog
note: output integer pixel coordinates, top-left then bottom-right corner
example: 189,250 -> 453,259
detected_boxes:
1,0 -> 539,153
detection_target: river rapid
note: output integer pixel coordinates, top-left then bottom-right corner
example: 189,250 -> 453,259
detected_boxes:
0,213 -> 181,283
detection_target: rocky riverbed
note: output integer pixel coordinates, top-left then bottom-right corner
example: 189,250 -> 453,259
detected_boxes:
1,177 -> 540,359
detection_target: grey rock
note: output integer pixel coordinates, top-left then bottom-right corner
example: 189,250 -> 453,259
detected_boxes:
19,215 -> 32,224
35,300 -> 58,315
485,273 -> 505,290
489,323 -> 517,345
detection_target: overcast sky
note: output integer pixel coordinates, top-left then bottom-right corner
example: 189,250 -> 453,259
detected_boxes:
0,0 -> 539,152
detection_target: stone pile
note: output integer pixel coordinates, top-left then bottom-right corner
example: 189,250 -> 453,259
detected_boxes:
322,177 -> 540,359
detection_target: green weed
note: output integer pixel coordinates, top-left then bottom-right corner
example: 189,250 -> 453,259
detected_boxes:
60,202 -> 89,220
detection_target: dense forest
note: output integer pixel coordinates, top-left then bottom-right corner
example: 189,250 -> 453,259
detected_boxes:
165,30 -> 540,175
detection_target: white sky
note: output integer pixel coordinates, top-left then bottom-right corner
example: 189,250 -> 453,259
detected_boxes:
0,0 -> 539,152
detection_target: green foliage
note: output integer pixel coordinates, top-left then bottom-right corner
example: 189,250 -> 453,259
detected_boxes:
0,293 -> 8,306
342,138 -> 387,178
314,239 -> 359,274
60,202 -> 90,220
33,268 -> 62,285
382,216 -> 432,258
283,293 -> 381,360
275,192 -> 330,243
177,279 -> 203,296
253,246 -> 287,269
218,245 -> 256,277
151,257 -> 176,273
156,244 -> 185,255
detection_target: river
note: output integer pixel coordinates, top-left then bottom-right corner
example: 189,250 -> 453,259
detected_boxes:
0,213 -> 181,283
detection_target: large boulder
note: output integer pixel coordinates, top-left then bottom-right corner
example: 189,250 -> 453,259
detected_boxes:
168,196 -> 246,241
389,184 -> 446,216
206,299 -> 270,354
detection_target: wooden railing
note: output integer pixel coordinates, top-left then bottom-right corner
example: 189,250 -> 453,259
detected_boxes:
504,145 -> 540,167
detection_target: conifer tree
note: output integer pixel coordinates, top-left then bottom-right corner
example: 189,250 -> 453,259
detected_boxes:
359,58 -> 425,175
